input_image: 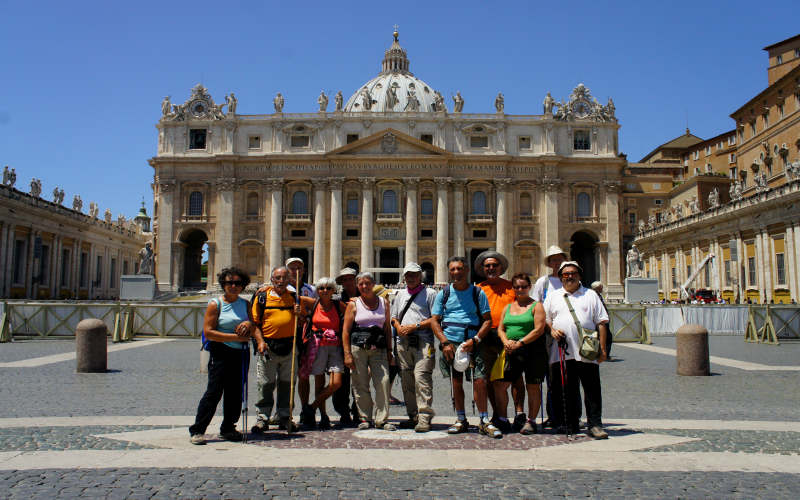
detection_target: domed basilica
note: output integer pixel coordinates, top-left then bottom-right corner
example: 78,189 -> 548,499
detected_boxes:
151,30 -> 625,298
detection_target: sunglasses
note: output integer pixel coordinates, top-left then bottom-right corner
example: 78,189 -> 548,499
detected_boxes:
560,272 -> 579,277
318,286 -> 335,291
484,263 -> 500,268
222,280 -> 244,287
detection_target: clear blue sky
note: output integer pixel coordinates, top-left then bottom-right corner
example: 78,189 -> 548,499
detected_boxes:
1,0 -> 797,220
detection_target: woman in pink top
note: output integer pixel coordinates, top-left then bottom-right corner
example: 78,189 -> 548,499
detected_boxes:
342,272 -> 395,430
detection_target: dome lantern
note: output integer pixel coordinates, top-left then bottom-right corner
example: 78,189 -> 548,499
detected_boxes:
381,27 -> 411,75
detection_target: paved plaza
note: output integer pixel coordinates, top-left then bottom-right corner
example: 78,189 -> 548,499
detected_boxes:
1,336 -> 799,498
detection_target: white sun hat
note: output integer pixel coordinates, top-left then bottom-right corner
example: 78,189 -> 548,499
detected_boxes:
453,343 -> 470,372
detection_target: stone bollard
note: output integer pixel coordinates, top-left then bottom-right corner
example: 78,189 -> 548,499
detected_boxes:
76,318 -> 108,373
676,324 -> 710,376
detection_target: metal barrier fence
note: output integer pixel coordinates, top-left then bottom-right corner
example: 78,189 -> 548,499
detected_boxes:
607,305 -> 650,344
745,305 -> 800,344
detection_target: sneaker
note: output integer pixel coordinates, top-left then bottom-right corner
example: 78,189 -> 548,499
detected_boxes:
447,419 -> 469,434
250,418 -> 269,434
220,429 -> 243,442
478,419 -> 503,439
520,420 -> 538,435
494,418 -> 512,434
268,415 -> 281,426
189,434 -> 206,445
512,413 -> 527,433
588,425 -> 609,439
318,414 -> 332,431
398,418 -> 417,429
414,420 -> 431,433
278,418 -> 299,432
300,405 -> 316,429
380,422 -> 397,431
357,420 -> 371,430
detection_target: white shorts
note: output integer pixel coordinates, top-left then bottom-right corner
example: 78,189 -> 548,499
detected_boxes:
310,344 -> 345,375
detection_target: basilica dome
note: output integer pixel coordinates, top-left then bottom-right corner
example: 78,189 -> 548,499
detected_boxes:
343,31 -> 442,113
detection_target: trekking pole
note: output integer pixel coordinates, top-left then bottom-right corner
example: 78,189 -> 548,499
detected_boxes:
469,354 -> 476,416
287,269 -> 301,434
449,363 -> 455,413
241,347 -> 249,444
558,339 -> 570,442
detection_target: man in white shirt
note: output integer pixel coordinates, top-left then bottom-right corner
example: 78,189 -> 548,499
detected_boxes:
544,261 -> 610,439
531,245 -> 567,302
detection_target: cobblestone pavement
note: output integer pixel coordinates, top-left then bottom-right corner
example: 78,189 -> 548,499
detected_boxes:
2,469 -> 799,499
0,426 -> 169,451
639,429 -> 800,455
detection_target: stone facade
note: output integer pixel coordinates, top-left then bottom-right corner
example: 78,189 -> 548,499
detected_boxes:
149,32 -> 626,299
0,184 -> 149,299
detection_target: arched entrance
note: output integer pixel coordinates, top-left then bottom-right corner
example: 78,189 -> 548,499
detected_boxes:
378,248 -> 400,284
421,262 -> 434,285
469,248 -> 489,284
181,229 -> 208,290
570,231 -> 598,285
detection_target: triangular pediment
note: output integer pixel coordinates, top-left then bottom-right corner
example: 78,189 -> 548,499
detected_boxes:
327,128 -> 449,157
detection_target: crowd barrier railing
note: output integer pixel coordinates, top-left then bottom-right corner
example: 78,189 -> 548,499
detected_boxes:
745,305 -> 800,344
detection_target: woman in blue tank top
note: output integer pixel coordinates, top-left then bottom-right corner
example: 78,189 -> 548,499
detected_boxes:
189,266 -> 255,445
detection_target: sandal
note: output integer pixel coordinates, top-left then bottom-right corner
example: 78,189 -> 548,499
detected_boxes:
447,419 -> 469,434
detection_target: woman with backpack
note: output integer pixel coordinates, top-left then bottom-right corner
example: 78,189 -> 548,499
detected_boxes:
299,277 -> 348,430
189,267 -> 255,445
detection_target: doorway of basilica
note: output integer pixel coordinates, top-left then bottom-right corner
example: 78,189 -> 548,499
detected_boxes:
378,248 -> 400,284
570,231 -> 599,285
181,229 -> 208,290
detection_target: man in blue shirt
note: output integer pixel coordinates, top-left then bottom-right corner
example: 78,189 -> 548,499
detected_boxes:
431,257 -> 501,438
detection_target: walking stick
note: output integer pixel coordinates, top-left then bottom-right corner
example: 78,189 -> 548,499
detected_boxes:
449,364 -> 455,413
287,269 -> 301,434
558,339 -> 570,442
241,347 -> 249,444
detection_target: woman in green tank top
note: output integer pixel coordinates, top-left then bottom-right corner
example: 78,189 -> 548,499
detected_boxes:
494,273 -> 547,434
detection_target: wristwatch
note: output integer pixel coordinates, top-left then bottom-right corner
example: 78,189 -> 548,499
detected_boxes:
415,322 -> 421,330
473,335 -> 482,344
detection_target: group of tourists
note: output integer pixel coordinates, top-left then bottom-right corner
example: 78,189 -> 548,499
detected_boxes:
188,247 -> 611,445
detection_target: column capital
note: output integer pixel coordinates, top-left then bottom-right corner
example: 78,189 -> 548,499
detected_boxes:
358,176 -> 375,188
451,178 -> 467,189
493,178 -> 513,191
402,177 -> 420,189
215,178 -> 237,192
311,178 -> 328,189
603,180 -> 622,192
267,177 -> 284,190
156,178 -> 176,193
327,177 -> 344,189
434,177 -> 452,188
542,178 -> 562,192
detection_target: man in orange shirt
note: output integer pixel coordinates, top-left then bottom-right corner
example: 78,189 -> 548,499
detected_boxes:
474,250 -> 527,433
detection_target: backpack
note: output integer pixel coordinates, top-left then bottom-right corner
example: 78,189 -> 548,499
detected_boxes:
440,284 -> 482,324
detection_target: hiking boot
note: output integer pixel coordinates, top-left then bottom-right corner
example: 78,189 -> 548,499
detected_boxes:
300,405 -> 316,429
357,420 -> 372,430
318,414 -> 332,431
447,419 -> 469,434
478,418 -> 503,439
414,416 -> 432,433
380,422 -> 397,431
520,420 -> 538,435
250,418 -> 269,434
220,429 -> 244,442
189,434 -> 206,445
278,418 -> 299,432
398,418 -> 417,430
512,413 -> 527,433
588,425 -> 608,440
268,415 -> 281,426
494,418 -> 512,434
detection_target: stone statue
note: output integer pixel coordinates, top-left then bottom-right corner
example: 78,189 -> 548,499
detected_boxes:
404,90 -> 420,111
663,210 -> 673,223
226,93 -> 237,114
787,160 -> 800,181
360,87 -> 372,111
638,220 -> 646,233
2,165 -> 8,185
728,182 -> 735,200
7,168 -> 15,187
756,172 -> 768,192
385,86 -> 399,110
117,214 -> 126,226
317,91 -> 328,112
648,214 -> 656,228
674,203 -> 683,219
733,180 -> 743,200
52,187 -> 64,205
104,208 -> 113,223
30,178 -> 42,198
494,92 -> 504,113
172,103 -> 187,121
606,97 -> 616,119
88,201 -> 98,218
708,187 -> 720,209
689,197 -> 699,214
543,92 -> 555,115
626,244 -> 643,278
334,91 -> 343,112
73,195 -> 83,212
452,91 -> 464,113
138,243 -> 154,275
273,92 -> 284,113
161,96 -> 171,117
433,90 -> 445,112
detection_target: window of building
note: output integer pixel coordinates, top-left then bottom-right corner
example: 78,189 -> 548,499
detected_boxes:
729,153 -> 736,164
693,151 -> 699,160
188,191 -> 203,216
728,135 -> 736,146
12,239 -> 25,285
671,267 -> 677,288
189,129 -> 206,150
519,193 -> 532,215
748,256 -> 756,286
776,253 -> 786,285
705,164 -> 713,173
420,229 -> 433,238
473,229 -> 488,238
652,183 -> 661,189
763,113 -> 769,129
724,260 -> 731,286
421,194 -> 433,215
573,130 -> 590,150
795,48 -> 800,58
346,134 -> 359,144
345,228 -> 358,238
777,103 -> 784,119
518,136 -> 531,150
96,256 -> 103,287
110,258 -> 117,289
750,121 -> 757,137
79,252 -> 88,288
290,229 -> 306,238
654,199 -> 663,206
246,192 -> 259,216
60,249 -> 70,288
628,212 -> 636,225
777,54 -> 783,64
705,145 -> 712,156
420,134 -> 433,144
470,136 -> 489,148
248,136 -> 261,149
576,192 -> 591,217
39,244 -> 50,286
291,191 -> 308,214
291,135 -> 310,148
730,166 -> 738,179
382,189 -> 398,213
694,167 -> 700,176
346,194 -> 359,216
472,191 -> 487,214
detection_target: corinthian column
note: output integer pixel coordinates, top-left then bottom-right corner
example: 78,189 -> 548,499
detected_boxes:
542,171 -> 561,251
403,177 -> 419,264
359,177 -> 375,271
435,177 -> 451,283
215,176 -> 236,275
155,179 -> 175,291
604,180 -> 623,300
312,179 -> 327,282
269,178 -> 284,272
494,178 -> 512,260
328,177 -> 343,276
452,179 -> 466,258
